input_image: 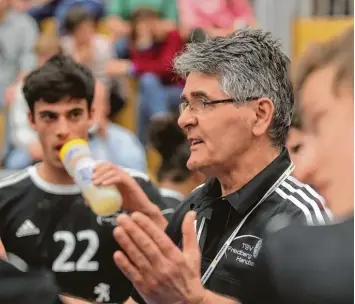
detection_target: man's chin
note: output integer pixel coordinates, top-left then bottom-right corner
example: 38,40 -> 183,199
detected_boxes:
186,157 -> 204,171
51,159 -> 65,170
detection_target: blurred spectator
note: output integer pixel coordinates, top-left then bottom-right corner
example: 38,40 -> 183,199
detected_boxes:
178,0 -> 255,40
105,0 -> 178,42
148,114 -> 206,206
23,0 -> 105,33
61,7 -> 114,91
5,34 -> 60,169
5,34 -> 147,173
106,8 -> 184,145
88,80 -> 147,173
61,7 -> 127,118
0,0 -> 38,108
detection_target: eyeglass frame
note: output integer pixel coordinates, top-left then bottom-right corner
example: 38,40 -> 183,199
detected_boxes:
179,96 -> 262,115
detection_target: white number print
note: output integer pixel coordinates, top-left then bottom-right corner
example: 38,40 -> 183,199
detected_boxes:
76,230 -> 99,271
52,230 -> 99,272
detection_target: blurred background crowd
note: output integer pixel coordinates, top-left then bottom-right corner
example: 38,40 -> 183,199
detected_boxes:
0,0 -> 353,187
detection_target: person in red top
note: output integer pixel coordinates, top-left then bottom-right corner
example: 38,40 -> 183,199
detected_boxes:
106,8 -> 185,145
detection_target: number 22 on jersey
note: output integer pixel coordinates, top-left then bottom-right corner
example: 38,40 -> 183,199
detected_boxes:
52,229 -> 99,272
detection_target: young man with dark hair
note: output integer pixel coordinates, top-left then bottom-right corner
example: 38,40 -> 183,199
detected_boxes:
0,54 -> 168,303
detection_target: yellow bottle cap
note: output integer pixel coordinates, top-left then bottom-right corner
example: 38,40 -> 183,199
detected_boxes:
59,138 -> 88,162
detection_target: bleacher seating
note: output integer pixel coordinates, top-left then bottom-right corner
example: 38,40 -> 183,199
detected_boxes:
1,12 -> 353,177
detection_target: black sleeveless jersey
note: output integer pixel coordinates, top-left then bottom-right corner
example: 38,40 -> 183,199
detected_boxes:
0,165 -> 168,303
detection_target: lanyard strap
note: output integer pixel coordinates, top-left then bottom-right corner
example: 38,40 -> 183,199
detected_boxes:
198,163 -> 295,286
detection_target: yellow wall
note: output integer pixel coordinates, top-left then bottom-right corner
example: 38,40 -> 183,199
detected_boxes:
292,17 -> 354,60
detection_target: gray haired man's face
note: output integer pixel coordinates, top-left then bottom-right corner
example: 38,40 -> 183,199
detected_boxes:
177,72 -> 271,176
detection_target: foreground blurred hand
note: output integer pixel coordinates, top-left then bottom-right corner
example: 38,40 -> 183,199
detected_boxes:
113,211 -> 206,304
92,162 -> 167,230
0,239 -> 7,260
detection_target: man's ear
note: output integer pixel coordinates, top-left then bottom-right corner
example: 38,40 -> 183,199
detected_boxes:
251,98 -> 275,137
28,111 -> 36,131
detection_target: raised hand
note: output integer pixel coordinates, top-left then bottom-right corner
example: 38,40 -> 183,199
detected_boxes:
113,211 -> 206,304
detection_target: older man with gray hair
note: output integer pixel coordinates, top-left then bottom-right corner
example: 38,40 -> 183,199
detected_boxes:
102,28 -> 331,304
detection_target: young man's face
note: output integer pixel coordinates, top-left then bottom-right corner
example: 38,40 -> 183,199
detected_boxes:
298,65 -> 354,217
29,97 -> 93,169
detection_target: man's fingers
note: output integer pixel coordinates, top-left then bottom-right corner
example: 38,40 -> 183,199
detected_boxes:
116,214 -> 165,265
113,225 -> 152,272
93,170 -> 120,186
182,211 -> 201,264
92,162 -> 126,187
113,250 -> 144,285
93,160 -> 111,172
92,162 -> 116,179
92,163 -> 132,188
100,176 -> 123,186
130,212 -> 182,258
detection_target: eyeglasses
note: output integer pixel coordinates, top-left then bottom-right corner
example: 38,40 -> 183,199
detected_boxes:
179,98 -> 234,115
179,96 -> 261,115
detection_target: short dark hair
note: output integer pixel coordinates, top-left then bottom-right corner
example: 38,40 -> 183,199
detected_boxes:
148,114 -> 192,183
23,54 -> 95,113
63,7 -> 95,34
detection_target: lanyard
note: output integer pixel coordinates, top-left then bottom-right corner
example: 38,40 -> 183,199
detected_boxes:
198,163 -> 295,286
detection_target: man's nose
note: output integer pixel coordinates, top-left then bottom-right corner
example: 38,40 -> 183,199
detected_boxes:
177,108 -> 198,131
56,117 -> 70,139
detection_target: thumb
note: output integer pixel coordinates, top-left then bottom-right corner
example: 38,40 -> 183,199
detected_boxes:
182,211 -> 201,266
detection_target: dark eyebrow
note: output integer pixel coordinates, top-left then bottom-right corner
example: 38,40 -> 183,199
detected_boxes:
180,91 -> 211,102
190,91 -> 210,98
39,110 -> 57,117
68,107 -> 84,114
38,107 -> 84,117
